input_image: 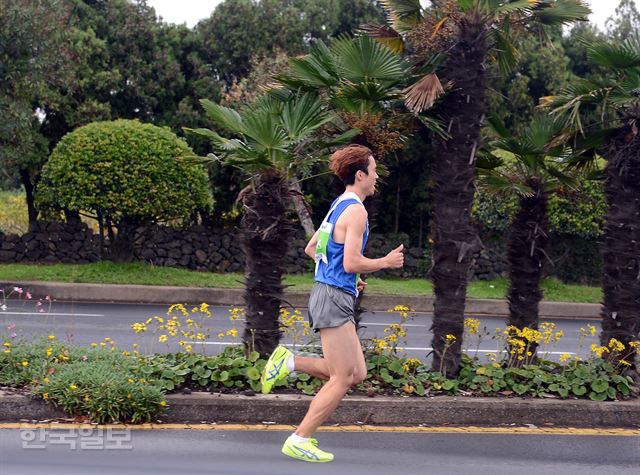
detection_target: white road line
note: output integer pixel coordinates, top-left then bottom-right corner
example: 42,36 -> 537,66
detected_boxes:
0,312 -> 105,317
186,341 -> 576,356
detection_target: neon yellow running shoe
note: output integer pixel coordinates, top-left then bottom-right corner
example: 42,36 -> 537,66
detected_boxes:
260,345 -> 292,394
281,436 -> 334,463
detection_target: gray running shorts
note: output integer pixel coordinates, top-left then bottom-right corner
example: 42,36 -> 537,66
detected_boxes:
308,282 -> 356,333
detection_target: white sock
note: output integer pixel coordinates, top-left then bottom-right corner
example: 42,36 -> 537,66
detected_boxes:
290,433 -> 309,444
287,355 -> 295,372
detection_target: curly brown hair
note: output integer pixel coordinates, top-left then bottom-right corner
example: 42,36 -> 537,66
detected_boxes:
329,145 -> 373,186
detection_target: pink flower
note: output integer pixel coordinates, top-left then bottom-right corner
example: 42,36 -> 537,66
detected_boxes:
14,287 -> 23,294
10,332 -> 17,338
45,295 -> 51,301
26,292 -> 32,299
38,309 -> 45,313
36,301 -> 42,306
6,323 -> 16,330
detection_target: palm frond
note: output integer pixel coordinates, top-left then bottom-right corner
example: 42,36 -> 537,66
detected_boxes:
199,99 -> 246,135
358,23 -> 405,54
417,115 -> 450,140
183,127 -> 246,152
331,35 -> 407,85
478,170 -> 536,198
496,0 -> 537,15
487,115 -> 512,140
281,93 -> 334,143
337,79 -> 403,104
242,109 -> 289,152
475,149 -> 504,170
587,37 -> 640,70
490,23 -> 520,75
379,0 -> 423,34
403,73 -> 445,113
531,0 -> 591,27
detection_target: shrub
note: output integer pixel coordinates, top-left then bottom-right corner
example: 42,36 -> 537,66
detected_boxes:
36,119 -> 213,260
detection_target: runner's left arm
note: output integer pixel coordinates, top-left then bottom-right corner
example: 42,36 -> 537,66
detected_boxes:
305,229 -> 321,259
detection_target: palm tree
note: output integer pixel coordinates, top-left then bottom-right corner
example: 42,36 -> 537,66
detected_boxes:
185,93 -> 353,356
478,115 -> 575,359
544,36 -> 640,365
362,0 -> 589,376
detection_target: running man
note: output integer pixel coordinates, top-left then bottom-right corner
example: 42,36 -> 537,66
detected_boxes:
260,144 -> 404,463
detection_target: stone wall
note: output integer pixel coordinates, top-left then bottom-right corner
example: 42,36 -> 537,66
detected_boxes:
0,221 -> 99,264
0,221 -> 597,283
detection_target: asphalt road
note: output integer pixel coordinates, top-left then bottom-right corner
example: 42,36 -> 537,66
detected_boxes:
0,299 -> 600,362
1,427 -> 638,475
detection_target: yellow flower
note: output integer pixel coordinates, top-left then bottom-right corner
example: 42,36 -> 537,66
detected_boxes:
128,378 -> 134,383
200,303 -> 210,313
159,401 -> 167,407
217,332 -> 225,339
99,342 -> 106,347
559,353 -> 572,363
591,344 -> 610,358
69,384 -> 77,390
226,328 -> 238,338
21,361 -> 29,367
43,377 -> 49,383
46,347 -> 53,357
185,345 -> 193,353
131,322 -> 147,334
445,334 -> 457,342
158,334 -> 168,343
464,318 -> 480,335
154,316 -> 164,323
619,360 -> 631,366
42,392 -> 49,399
48,335 -> 56,340
608,338 -> 625,352
90,342 -> 97,348
588,325 -> 597,336
3,349 -> 11,354
2,342 -> 11,347
104,337 -> 111,341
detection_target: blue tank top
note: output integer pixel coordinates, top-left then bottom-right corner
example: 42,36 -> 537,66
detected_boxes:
314,196 -> 369,296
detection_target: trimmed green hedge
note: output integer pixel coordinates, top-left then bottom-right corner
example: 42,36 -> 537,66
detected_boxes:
36,119 -> 213,225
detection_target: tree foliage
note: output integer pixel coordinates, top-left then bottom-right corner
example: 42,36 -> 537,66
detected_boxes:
37,120 -> 212,260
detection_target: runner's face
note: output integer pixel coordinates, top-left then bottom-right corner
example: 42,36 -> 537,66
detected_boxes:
363,156 -> 378,196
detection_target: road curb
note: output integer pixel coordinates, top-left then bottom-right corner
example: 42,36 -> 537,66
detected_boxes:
0,280 -> 601,319
1,392 -> 638,428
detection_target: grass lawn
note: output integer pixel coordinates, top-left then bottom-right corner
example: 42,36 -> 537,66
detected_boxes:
0,262 -> 602,303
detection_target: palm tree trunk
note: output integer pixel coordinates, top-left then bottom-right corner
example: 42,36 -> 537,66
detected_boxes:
430,10 -> 487,377
288,179 -> 315,238
600,115 -> 640,365
241,170 -> 292,357
507,179 -> 549,359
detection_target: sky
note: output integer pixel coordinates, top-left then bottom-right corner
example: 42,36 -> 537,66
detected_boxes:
146,0 -> 621,31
